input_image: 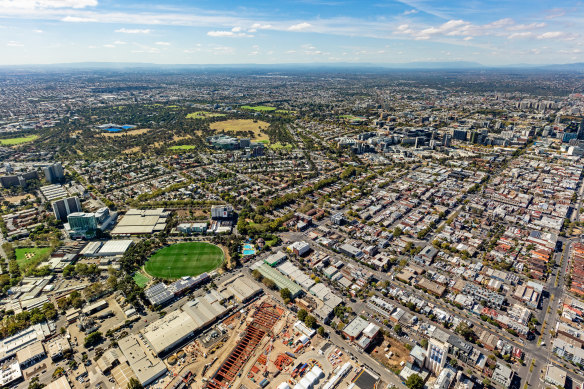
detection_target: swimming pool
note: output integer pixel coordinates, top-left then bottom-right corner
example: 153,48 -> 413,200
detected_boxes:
242,244 -> 255,256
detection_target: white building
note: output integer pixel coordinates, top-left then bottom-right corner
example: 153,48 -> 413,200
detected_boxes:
425,338 -> 449,375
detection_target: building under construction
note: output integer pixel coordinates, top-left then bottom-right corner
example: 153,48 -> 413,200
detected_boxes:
205,302 -> 283,389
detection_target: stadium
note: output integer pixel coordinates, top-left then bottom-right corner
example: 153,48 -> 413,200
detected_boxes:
144,242 -> 224,279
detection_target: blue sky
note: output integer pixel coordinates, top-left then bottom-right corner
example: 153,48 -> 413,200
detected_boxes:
0,0 -> 582,65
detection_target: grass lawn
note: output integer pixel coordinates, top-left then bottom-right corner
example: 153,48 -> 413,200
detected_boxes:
209,119 -> 270,141
15,247 -> 52,267
0,135 -> 38,145
144,242 -> 224,279
186,111 -> 226,119
240,105 -> 276,112
133,272 -> 150,288
169,145 -> 197,150
269,142 -> 293,150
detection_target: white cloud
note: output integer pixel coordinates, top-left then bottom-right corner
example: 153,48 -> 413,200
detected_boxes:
115,28 -> 151,34
508,32 -> 533,39
289,22 -> 311,31
155,41 -> 170,46
537,31 -> 564,39
506,22 -> 545,31
0,0 -> 97,9
395,17 -> 551,42
546,8 -> 565,19
207,30 -> 253,38
33,29 -> 43,33
403,9 -> 418,15
62,16 -> 97,22
250,23 -> 272,30
7,40 -> 23,46
113,40 -> 127,45
103,44 -> 115,48
231,26 -> 242,32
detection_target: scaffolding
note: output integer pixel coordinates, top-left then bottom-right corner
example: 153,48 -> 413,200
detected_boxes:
205,302 -> 282,389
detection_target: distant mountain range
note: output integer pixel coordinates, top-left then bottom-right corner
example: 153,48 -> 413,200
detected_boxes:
1,61 -> 584,72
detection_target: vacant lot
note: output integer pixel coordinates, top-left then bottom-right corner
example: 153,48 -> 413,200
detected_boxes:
0,135 -> 38,145
145,242 -> 223,279
4,194 -> 33,205
186,111 -> 226,119
210,119 -> 270,141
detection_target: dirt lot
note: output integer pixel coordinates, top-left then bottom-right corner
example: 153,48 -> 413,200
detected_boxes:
370,335 -> 410,371
102,128 -> 152,137
175,209 -> 209,219
154,135 -> 191,148
3,194 -> 33,204
209,119 -> 270,141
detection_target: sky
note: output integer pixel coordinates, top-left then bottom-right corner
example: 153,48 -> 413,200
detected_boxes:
0,0 -> 583,66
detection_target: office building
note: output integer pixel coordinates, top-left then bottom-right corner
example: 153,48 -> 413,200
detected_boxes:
52,197 -> 82,222
451,129 -> 468,141
67,212 -> 98,239
0,171 -> 38,188
211,205 -> 233,219
425,338 -> 449,375
43,163 -> 65,184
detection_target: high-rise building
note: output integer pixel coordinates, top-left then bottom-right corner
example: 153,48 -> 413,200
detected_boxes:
52,197 -> 82,221
451,129 -> 467,141
211,205 -> 233,219
443,134 -> 452,147
43,163 -> 65,184
425,338 -> 449,375
67,212 -> 97,239
577,119 -> 584,140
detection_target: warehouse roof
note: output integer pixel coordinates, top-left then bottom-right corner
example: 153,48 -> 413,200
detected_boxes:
118,336 -> 167,386
45,376 -> 71,389
343,317 -> 369,339
141,310 -> 196,355
255,263 -> 302,297
97,240 -> 133,256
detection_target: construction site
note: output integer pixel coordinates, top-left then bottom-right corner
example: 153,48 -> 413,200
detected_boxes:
162,296 -> 359,389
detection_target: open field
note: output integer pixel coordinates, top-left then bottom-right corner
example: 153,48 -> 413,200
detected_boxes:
123,147 -> 141,154
4,194 -> 34,205
169,145 -> 197,150
144,242 -> 223,279
269,142 -> 293,151
186,111 -> 226,119
240,105 -> 276,112
133,272 -> 150,288
102,128 -> 151,137
15,247 -> 52,268
0,135 -> 38,145
210,119 -> 270,141
154,135 -> 191,148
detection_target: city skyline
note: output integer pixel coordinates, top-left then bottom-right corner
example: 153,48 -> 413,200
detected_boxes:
0,0 -> 583,66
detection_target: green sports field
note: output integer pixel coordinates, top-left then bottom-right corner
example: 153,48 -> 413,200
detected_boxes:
169,145 -> 196,150
144,242 -> 224,279
0,135 -> 38,145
